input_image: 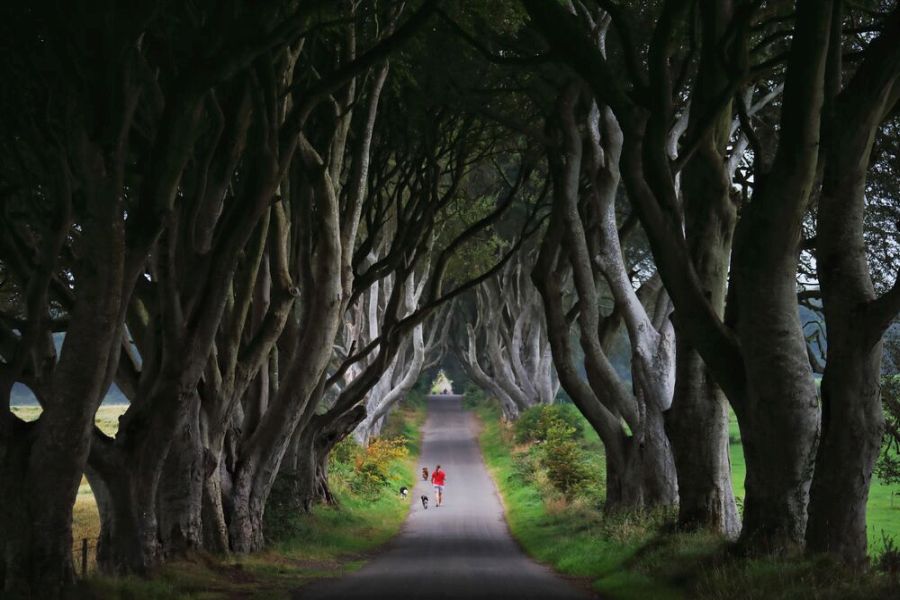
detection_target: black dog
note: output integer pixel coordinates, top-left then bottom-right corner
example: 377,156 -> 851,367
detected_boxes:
421,495 -> 429,510
399,486 -> 409,497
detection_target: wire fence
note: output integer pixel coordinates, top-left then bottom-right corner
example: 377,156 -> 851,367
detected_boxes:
72,538 -> 98,578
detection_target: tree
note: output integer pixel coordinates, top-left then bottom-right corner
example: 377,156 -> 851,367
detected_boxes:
806,3 -> 900,563
456,250 -> 559,421
532,81 -> 678,511
521,0 -> 900,560
0,0 -> 306,590
522,0 -> 825,551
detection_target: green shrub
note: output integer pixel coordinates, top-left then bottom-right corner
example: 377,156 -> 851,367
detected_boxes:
351,462 -> 391,497
330,436 -> 365,468
507,404 -> 594,497
265,435 -> 410,540
330,435 -> 409,500
515,403 -> 584,444
510,445 -> 541,484
540,420 -> 591,495
876,532 -> 900,578
463,384 -> 487,409
514,406 -> 544,442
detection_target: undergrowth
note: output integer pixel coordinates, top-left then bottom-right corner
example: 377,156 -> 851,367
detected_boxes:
472,392 -> 900,600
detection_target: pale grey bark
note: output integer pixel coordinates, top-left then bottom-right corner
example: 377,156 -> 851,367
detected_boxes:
354,270 -> 432,443
458,252 -> 560,419
556,87 -> 677,510
523,0 -> 832,552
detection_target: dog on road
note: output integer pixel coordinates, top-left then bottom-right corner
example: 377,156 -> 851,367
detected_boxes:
421,495 -> 429,510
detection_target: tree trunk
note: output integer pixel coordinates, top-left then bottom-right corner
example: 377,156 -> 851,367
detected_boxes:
0,182 -> 127,595
89,390 -> 192,573
157,394 -> 204,557
1,417 -> 76,598
638,403 -> 678,507
287,406 -> 369,512
89,463 -> 160,575
806,13 -> 900,562
2,327 -> 125,595
666,341 -> 739,537
664,0 -> 740,537
228,466 -> 267,553
199,416 -> 235,554
280,417 -> 324,514
733,252 -> 820,554
604,409 -> 678,511
806,337 -> 883,564
201,460 -> 231,554
603,439 -> 643,512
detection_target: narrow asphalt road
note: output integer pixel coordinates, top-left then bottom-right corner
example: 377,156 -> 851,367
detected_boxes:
297,395 -> 593,600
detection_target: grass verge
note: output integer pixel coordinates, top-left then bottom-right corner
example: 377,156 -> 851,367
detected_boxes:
472,397 -> 900,600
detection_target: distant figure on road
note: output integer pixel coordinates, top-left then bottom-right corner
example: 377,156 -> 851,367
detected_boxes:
431,464 -> 446,507
443,388 -> 449,395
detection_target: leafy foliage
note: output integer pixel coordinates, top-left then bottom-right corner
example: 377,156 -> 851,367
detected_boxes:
540,419 -> 592,495
508,404 -> 593,497
266,400 -> 424,544
330,436 -> 410,499
514,404 -> 584,444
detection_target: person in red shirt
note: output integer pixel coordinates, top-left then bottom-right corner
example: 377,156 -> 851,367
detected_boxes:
430,465 -> 446,507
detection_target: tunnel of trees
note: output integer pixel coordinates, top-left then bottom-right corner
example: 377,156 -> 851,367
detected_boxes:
1,0 -> 899,597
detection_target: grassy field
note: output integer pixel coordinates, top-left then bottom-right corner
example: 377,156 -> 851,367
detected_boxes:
13,396 -> 427,599
474,399 -> 900,600
725,411 -> 900,552
13,403 -> 128,574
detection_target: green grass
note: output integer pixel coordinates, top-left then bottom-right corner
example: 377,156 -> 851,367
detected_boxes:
726,411 -> 900,552
473,399 -> 900,600
80,395 -> 427,599
476,401 -> 681,599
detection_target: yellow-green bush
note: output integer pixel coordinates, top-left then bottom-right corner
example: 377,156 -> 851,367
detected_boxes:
330,435 -> 409,499
514,403 -> 585,444
540,420 -> 592,495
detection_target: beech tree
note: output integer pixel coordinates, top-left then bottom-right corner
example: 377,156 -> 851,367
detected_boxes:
74,1 -> 440,567
349,276 -> 450,444
523,0 -> 823,550
0,0 -> 330,591
529,80 -> 679,510
264,36 -> 534,510
806,4 -> 900,562
456,251 -> 559,421
4,2 -> 899,594
521,0 -> 900,559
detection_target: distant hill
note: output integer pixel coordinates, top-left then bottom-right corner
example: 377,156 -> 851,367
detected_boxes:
11,382 -> 129,406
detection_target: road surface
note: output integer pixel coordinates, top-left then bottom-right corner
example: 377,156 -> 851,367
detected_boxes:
298,395 -> 593,600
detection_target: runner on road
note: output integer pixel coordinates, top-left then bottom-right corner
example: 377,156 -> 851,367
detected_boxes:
431,464 -> 446,507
